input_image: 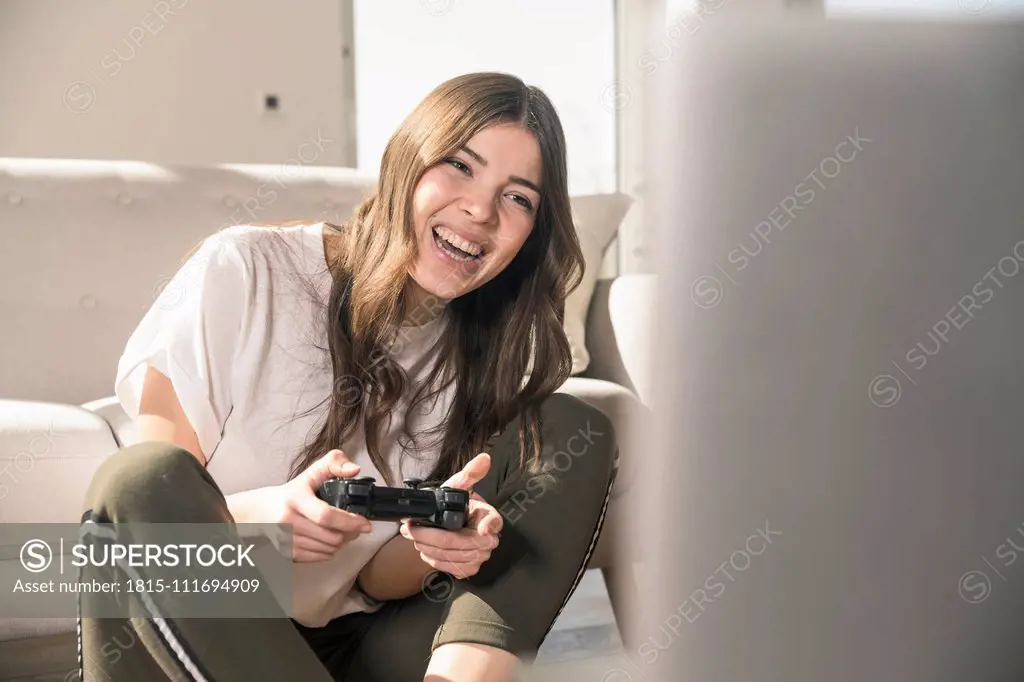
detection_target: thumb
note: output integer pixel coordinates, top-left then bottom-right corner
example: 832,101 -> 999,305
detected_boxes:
442,453 -> 491,491
302,449 -> 361,490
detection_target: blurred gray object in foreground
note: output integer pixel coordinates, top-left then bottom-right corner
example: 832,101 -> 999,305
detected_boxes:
639,15 -> 1024,682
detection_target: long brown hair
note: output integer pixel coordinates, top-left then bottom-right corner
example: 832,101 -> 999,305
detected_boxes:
289,72 -> 585,488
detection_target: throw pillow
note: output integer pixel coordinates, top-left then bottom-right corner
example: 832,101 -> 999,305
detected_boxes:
564,192 -> 635,375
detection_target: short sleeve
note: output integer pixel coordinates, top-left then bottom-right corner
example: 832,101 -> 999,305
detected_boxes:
114,230 -> 252,460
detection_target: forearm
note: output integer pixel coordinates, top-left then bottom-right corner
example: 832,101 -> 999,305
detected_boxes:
225,487 -> 301,545
358,532 -> 435,601
224,487 -> 273,524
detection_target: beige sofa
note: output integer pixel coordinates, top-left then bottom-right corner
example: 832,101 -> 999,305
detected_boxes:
0,158 -> 653,679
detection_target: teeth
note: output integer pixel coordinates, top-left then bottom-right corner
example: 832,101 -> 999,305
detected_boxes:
434,225 -> 483,257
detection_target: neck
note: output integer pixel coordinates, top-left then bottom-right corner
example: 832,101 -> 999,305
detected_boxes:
401,281 -> 447,328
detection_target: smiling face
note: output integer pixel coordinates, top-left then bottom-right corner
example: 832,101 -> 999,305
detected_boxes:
406,123 -> 542,316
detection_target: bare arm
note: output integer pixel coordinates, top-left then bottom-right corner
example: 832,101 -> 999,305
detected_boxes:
135,364 -> 267,524
136,364 -> 205,463
357,532 -> 434,601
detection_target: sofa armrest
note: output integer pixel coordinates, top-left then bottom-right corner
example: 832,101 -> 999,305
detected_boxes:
81,396 -> 136,448
581,274 -> 657,406
0,400 -> 118,523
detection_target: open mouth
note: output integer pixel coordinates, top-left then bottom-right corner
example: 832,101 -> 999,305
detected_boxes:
432,226 -> 485,263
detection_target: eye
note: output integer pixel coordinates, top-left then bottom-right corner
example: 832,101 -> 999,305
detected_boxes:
507,193 -> 534,212
445,158 -> 471,174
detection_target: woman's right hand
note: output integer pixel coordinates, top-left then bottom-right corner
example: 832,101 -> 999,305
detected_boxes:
135,365 -> 372,562
262,449 -> 374,562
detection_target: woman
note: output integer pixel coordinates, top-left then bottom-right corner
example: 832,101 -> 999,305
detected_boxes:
79,72 -> 619,682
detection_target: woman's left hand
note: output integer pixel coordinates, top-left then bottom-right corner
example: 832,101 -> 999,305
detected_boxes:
399,453 -> 503,579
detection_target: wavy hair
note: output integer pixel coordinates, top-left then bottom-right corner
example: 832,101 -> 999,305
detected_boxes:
288,72 -> 585,488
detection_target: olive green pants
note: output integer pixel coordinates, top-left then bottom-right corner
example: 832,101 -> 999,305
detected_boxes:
76,393 -> 618,681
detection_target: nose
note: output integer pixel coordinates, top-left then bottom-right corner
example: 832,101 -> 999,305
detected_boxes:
458,187 -> 497,225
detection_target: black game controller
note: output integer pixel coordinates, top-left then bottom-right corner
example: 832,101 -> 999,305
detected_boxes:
315,476 -> 469,530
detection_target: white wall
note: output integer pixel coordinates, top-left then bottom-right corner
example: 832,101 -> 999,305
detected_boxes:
0,0 -> 354,166
353,0 -> 617,197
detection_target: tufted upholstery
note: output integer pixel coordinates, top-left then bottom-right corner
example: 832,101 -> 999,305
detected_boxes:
0,158 -> 378,405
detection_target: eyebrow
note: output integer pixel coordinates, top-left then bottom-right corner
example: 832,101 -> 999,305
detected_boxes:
460,145 -> 542,195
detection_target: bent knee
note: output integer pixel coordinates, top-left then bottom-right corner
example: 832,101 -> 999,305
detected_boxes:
537,393 -> 618,477
100,441 -> 202,485
541,393 -> 617,450
83,441 -> 206,521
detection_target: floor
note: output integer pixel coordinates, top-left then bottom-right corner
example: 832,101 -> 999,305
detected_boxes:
529,569 -> 661,682
531,569 -> 627,669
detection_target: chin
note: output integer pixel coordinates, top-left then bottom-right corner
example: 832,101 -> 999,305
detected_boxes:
407,267 -> 464,303
427,276 -> 471,302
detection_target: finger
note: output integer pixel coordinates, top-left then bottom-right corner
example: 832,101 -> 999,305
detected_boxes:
468,503 -> 504,536
296,494 -> 374,535
303,448 -> 362,489
285,515 -> 348,548
441,452 -> 492,491
293,534 -> 340,557
400,522 -> 457,549
420,559 -> 482,580
412,544 -> 492,565
293,548 -> 337,563
401,523 -> 498,552
340,529 -> 367,545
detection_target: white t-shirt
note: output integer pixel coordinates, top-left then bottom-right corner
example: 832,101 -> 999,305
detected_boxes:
114,222 -> 455,626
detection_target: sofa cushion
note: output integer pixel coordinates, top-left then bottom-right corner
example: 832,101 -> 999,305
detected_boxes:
556,377 -> 650,573
564,193 -> 634,376
582,274 -> 657,407
81,395 -> 136,448
0,400 -> 117,523
0,400 -> 118,645
556,377 -> 648,501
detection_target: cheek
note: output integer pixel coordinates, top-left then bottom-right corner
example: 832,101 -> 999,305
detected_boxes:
497,220 -> 535,259
411,180 -> 439,225
413,172 -> 454,218
505,218 -> 536,249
